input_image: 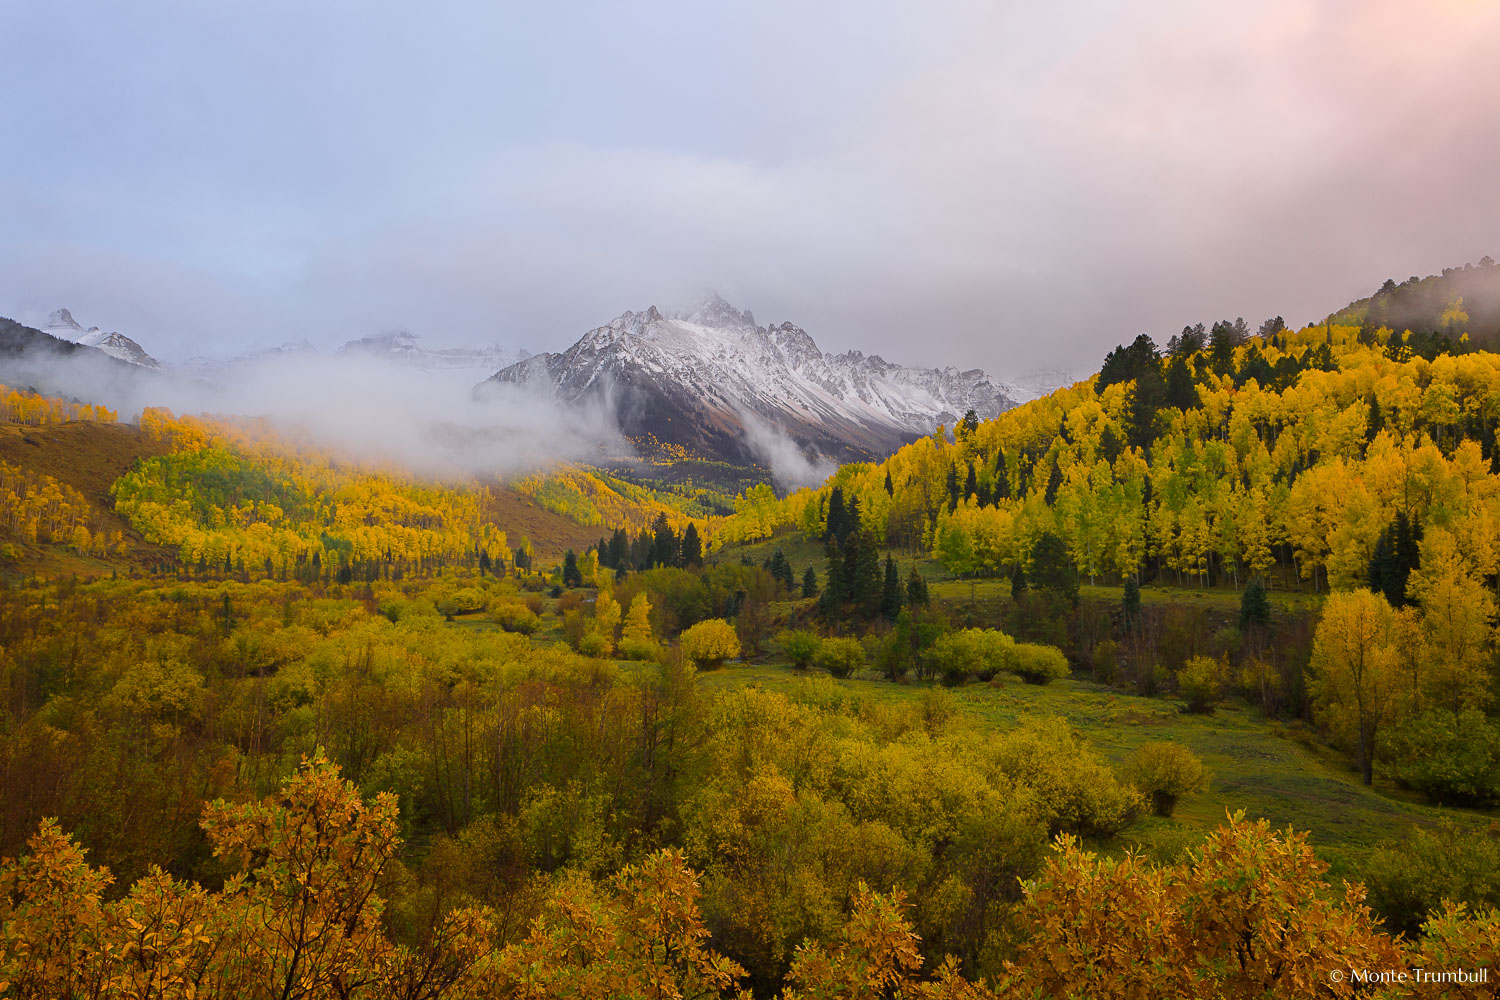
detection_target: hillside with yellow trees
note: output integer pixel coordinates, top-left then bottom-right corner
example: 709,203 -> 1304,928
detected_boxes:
4,264 -> 1500,999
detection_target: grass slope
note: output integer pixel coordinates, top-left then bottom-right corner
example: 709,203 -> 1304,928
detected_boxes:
694,665 -> 1475,878
0,420 -> 174,576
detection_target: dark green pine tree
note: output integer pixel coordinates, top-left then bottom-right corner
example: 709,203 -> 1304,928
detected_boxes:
881,556 -> 903,620
562,549 -> 582,588
1122,576 -> 1142,632
945,464 -> 960,513
1126,360 -> 1167,451
680,522 -> 703,568
1043,460 -> 1063,505
1365,395 -> 1384,442
1239,578 -> 1271,630
821,538 -> 846,616
905,566 -> 929,608
650,513 -> 678,568
851,533 -> 883,618
976,478 -> 993,508
993,450 -> 1010,500
1010,563 -> 1027,601
825,486 -> 847,543
769,548 -> 792,590
884,470 -> 894,496
802,565 -> 819,599
1030,532 -> 1077,605
844,496 -> 862,542
609,528 -> 630,569
963,463 -> 978,503
1164,356 -> 1200,410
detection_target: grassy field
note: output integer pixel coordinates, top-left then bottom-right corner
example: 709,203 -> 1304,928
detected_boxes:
693,662 -> 1482,877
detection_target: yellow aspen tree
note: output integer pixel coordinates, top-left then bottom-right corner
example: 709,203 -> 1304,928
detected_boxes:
1309,589 -> 1402,785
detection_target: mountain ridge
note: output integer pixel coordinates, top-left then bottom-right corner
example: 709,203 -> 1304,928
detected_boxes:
483,294 -> 1027,468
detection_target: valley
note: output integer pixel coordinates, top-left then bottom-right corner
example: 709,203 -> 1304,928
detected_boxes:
3,262 -> 1500,996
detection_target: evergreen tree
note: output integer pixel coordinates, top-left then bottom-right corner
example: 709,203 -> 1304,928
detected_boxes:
905,566 -> 929,608
1126,360 -> 1167,451
1239,578 -> 1271,630
608,528 -> 630,569
1368,511 -> 1422,607
993,450 -> 1010,499
825,487 -> 846,543
1010,563 -> 1027,601
881,556 -> 902,620
822,539 -> 846,611
1122,576 -> 1142,632
1164,356 -> 1200,410
852,533 -> 882,618
1043,460 -> 1063,505
769,548 -> 793,590
884,470 -> 894,496
963,463 -> 977,502
976,478 -> 993,508
680,522 -> 703,568
945,464 -> 960,513
802,566 -> 819,599
650,513 -> 678,568
1365,396 -> 1384,442
1030,532 -> 1078,605
562,549 -> 582,588
844,496 -> 862,542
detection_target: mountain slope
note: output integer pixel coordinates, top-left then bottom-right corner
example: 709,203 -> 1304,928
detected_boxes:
42,309 -> 161,369
483,295 -> 1016,467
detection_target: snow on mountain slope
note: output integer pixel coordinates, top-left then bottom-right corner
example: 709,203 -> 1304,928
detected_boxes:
43,309 -> 161,370
483,294 -> 1016,468
338,330 -> 530,373
997,368 -> 1079,404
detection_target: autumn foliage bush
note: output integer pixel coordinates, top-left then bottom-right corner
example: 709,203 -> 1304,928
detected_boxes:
680,618 -> 741,667
1124,741 -> 1209,817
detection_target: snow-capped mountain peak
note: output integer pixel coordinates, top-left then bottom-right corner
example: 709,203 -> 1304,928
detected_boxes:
483,296 -> 1022,470
42,308 -> 161,370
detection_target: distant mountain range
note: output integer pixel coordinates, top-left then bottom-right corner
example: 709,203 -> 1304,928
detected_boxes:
484,294 -> 1057,465
3,299 -> 1070,471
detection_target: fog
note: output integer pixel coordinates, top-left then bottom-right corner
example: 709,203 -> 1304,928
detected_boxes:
736,408 -> 839,491
1,345 -> 623,481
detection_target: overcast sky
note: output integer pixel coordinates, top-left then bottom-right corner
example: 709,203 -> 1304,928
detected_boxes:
2,0 -> 1497,375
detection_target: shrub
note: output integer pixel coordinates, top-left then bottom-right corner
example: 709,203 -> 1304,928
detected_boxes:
814,636 -> 865,678
1125,742 -> 1209,817
435,587 -> 487,619
491,600 -> 541,635
928,628 -> 1013,686
1008,642 -> 1069,685
991,717 -> 1141,838
778,629 -> 821,670
617,637 -> 659,661
679,618 -> 740,668
1363,821 -> 1500,937
1091,639 -> 1119,682
577,632 -> 607,658
1177,655 -> 1226,713
868,630 -> 910,681
1381,709 -> 1500,807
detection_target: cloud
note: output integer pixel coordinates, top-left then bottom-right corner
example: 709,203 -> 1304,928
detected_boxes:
2,0 -> 1497,380
0,344 -> 621,480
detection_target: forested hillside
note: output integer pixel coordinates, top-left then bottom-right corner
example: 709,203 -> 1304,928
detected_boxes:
4,267 -> 1500,998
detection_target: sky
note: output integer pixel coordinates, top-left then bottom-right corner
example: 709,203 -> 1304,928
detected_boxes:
2,0 -> 1498,377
